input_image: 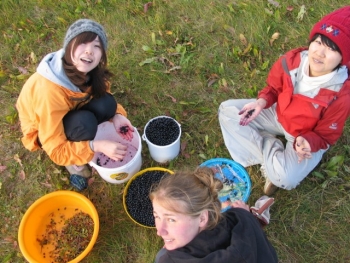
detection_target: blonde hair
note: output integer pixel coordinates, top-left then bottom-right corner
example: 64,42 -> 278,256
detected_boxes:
149,167 -> 223,230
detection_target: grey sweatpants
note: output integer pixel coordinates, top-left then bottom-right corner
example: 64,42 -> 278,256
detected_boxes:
218,99 -> 328,190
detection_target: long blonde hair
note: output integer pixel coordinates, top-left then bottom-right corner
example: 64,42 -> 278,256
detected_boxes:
149,167 -> 223,230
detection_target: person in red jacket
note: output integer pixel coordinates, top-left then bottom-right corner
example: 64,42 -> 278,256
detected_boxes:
218,6 -> 350,195
16,19 -> 134,190
150,167 -> 278,263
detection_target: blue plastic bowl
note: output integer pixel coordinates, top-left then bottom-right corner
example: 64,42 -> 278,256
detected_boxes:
200,158 -> 251,212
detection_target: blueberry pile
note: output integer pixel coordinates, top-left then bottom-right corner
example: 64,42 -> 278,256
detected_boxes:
145,117 -> 180,146
125,170 -> 170,227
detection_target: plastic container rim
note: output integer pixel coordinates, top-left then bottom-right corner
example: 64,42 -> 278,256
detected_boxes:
200,158 -> 252,203
122,167 -> 174,228
142,116 -> 181,147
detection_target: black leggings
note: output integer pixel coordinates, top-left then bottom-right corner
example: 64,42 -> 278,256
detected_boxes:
63,93 -> 117,141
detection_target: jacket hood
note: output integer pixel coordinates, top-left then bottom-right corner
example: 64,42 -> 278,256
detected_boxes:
36,49 -> 81,92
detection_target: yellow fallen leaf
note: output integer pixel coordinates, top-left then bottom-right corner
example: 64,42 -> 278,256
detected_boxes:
239,33 -> 247,46
19,170 -> 25,180
271,32 -> 280,40
269,32 -> 280,46
14,154 -> 23,167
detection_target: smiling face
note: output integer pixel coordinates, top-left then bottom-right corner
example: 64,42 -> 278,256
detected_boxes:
308,36 -> 342,77
71,36 -> 102,74
152,198 -> 208,250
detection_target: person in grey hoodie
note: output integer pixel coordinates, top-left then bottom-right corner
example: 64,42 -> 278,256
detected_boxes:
16,19 -> 134,190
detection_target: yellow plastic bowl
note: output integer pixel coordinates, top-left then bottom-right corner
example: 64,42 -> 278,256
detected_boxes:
123,167 -> 174,228
18,190 -> 99,263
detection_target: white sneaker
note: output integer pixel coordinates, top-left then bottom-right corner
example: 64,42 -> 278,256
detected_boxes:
65,164 -> 91,178
250,195 -> 275,225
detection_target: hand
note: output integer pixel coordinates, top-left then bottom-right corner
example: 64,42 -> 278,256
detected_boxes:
231,200 -> 250,211
112,114 -> 134,141
92,140 -> 127,161
238,98 -> 267,126
295,136 -> 312,163
222,200 -> 250,211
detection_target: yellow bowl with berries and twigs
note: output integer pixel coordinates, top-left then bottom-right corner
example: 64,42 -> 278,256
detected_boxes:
18,190 -> 99,263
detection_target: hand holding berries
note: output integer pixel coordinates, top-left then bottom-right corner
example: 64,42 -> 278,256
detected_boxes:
112,114 -> 134,141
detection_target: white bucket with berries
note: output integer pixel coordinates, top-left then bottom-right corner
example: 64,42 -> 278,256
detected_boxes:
142,116 -> 181,163
89,121 -> 142,184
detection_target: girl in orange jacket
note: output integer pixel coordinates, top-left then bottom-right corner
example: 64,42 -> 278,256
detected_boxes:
16,19 -> 134,189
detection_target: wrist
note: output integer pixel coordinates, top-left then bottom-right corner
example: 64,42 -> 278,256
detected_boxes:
257,98 -> 267,108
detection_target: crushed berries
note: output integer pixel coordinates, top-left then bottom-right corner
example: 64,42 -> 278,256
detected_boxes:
37,211 -> 94,263
119,125 -> 129,135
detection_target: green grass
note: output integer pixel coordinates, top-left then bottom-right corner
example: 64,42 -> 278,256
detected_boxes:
1,0 -> 350,262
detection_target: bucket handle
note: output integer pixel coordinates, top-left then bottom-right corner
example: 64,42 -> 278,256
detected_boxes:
142,134 -> 147,141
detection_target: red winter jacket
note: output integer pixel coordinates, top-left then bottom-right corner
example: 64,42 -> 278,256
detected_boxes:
258,48 -> 350,152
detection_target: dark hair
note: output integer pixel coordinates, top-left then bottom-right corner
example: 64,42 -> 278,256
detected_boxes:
309,33 -> 342,71
62,31 -> 112,97
149,167 -> 223,230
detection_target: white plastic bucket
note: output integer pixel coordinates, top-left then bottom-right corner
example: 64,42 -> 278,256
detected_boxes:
142,116 -> 181,163
89,121 -> 142,184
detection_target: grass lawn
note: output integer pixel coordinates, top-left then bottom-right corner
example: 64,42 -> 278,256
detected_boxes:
0,0 -> 349,262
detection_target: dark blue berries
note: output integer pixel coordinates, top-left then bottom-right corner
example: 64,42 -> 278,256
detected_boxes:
145,117 -> 180,146
119,125 -> 129,135
125,170 -> 170,227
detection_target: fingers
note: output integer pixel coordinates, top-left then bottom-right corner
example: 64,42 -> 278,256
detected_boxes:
118,125 -> 134,141
231,200 -> 249,211
297,151 -> 312,163
295,136 -> 312,163
109,144 -> 127,161
239,110 -> 254,126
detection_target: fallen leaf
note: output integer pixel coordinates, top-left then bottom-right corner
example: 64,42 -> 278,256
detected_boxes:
286,6 -> 294,11
165,66 -> 181,73
53,167 -> 61,174
268,0 -> 280,7
3,237 -> 15,242
165,94 -> 177,103
297,5 -> 306,22
0,165 -> 7,172
223,24 -> 235,36
265,8 -> 273,15
30,51 -> 37,64
144,2 -> 153,13
19,170 -> 25,180
207,78 -> 217,87
239,34 -> 248,46
14,154 -> 23,167
181,141 -> 187,154
269,32 -> 280,46
40,182 -> 52,188
17,66 -> 28,74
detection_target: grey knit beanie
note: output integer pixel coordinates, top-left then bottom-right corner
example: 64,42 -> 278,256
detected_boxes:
63,19 -> 108,50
